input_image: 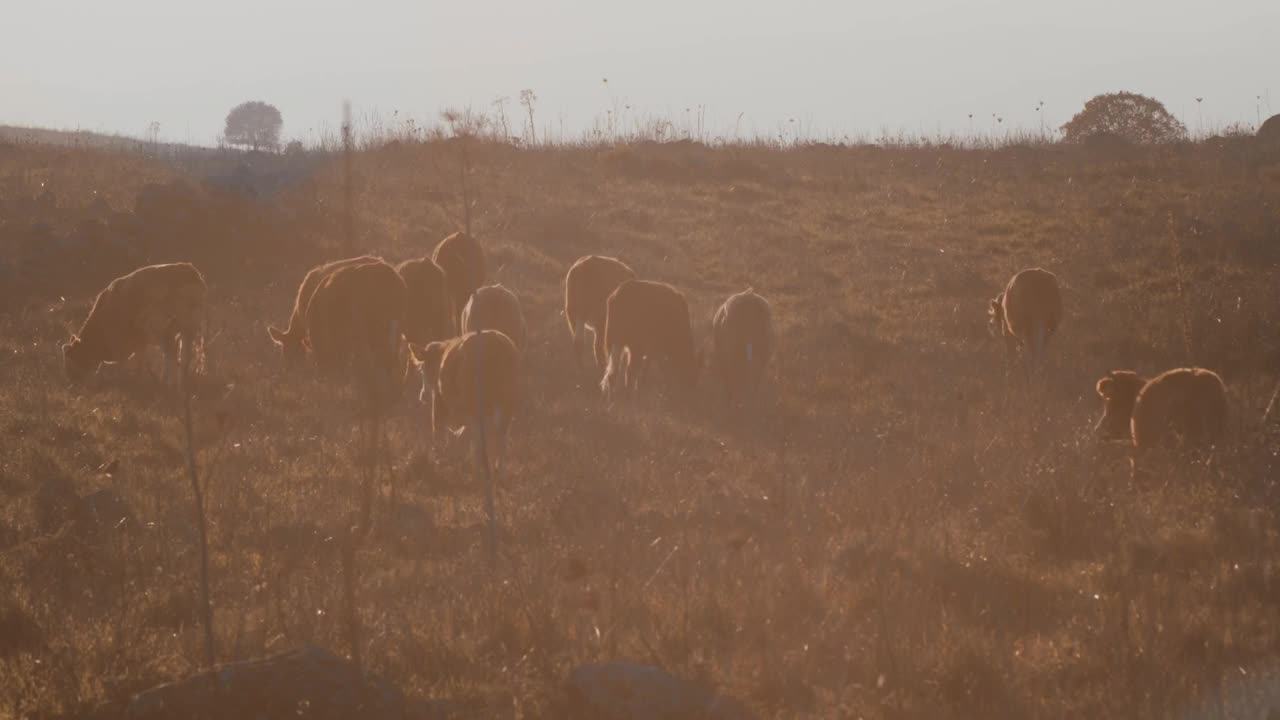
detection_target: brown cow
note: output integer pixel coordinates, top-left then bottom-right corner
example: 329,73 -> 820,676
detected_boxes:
395,256 -> 452,348
63,262 -> 207,384
431,231 -> 486,330
989,268 -> 1062,371
1095,367 -> 1228,449
564,255 -> 636,368
411,330 -> 522,471
711,288 -> 774,407
268,255 -> 380,366
461,284 -> 527,351
599,279 -> 700,399
305,260 -> 406,402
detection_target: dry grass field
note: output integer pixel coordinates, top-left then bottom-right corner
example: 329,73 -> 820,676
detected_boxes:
2,133 -> 1280,718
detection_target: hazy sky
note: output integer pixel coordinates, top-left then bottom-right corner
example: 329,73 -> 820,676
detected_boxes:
4,0 -> 1276,145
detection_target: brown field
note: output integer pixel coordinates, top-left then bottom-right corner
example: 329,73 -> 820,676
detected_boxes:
3,133 -> 1280,718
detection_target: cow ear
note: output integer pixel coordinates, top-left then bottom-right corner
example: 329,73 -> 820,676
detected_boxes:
988,299 -> 1001,315
408,344 -> 427,365
267,326 -> 286,346
1096,377 -> 1114,398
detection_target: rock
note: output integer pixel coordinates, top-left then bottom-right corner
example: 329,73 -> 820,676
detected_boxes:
566,662 -> 758,720
124,645 -> 405,720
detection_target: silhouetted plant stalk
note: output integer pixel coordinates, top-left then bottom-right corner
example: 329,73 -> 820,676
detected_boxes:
338,311 -> 392,674
342,100 -> 355,256
179,359 -> 229,671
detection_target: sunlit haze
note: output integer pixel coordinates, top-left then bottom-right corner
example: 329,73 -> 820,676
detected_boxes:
5,0 -> 1277,143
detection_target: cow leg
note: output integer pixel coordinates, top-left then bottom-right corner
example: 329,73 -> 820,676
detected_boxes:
492,408 -> 509,473
161,334 -> 178,385
629,354 -> 648,396
470,413 -> 491,472
621,349 -> 634,392
179,331 -> 195,384
569,321 -> 584,369
431,392 -> 449,451
592,326 -> 607,369
599,346 -> 619,399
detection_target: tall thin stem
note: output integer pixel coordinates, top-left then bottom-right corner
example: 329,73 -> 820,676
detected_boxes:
181,364 -> 215,670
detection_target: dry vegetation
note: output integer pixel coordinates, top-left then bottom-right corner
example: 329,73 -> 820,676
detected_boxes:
2,132 -> 1280,719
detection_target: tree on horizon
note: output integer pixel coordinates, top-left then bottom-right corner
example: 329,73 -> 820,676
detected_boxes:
224,101 -> 283,152
1061,92 -> 1187,145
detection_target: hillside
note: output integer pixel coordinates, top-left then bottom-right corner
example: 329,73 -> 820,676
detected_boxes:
2,135 -> 1280,718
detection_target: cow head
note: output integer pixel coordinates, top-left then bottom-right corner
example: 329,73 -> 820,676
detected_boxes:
1094,370 -> 1146,440
987,294 -> 1006,337
62,335 -> 93,382
409,341 -> 448,404
267,326 -> 307,367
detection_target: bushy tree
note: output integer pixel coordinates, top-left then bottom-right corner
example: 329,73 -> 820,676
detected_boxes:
1061,92 -> 1187,145
224,101 -> 283,151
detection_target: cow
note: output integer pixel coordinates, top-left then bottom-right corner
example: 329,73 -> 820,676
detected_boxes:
431,231 -> 486,330
988,267 -> 1062,372
1094,368 -> 1228,449
461,284 -> 527,351
268,255 -> 380,366
599,279 -> 700,399
305,260 -> 406,403
62,262 -> 207,385
711,288 -> 774,407
411,329 -> 522,472
395,256 -> 452,348
564,255 -> 636,368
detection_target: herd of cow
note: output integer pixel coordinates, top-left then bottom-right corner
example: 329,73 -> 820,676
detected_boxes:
58,230 -> 1228,474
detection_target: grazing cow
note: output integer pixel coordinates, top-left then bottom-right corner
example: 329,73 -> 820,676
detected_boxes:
599,279 -> 700,399
268,255 -> 380,366
305,260 -> 406,402
1095,368 -> 1228,449
431,231 -> 486,330
988,268 -> 1062,371
711,288 -> 774,407
564,255 -> 636,368
62,263 -> 207,384
411,330 -> 522,471
461,284 -> 527,351
395,257 -> 453,348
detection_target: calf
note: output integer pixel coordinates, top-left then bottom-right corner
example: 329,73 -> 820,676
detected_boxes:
599,279 -> 699,399
63,262 -> 207,384
411,330 -> 522,471
462,284 -> 527,351
711,288 -> 774,407
305,260 -> 406,403
564,255 -> 636,368
989,268 -> 1062,371
1095,367 -> 1228,449
268,255 -> 379,366
431,231 -> 486,330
